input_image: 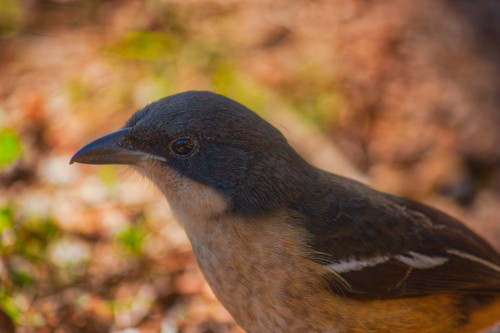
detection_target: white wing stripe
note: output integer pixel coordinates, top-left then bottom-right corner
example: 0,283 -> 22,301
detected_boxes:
447,249 -> 500,273
394,251 -> 448,269
327,252 -> 448,274
326,256 -> 390,273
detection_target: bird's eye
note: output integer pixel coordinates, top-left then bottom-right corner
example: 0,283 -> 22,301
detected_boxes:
171,138 -> 195,157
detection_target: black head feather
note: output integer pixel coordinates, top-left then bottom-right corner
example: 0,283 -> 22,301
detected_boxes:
123,91 -> 315,215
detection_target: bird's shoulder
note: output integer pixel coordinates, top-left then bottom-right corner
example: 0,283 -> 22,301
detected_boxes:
296,172 -> 500,300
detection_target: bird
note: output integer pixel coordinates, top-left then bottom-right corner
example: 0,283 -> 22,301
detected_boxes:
71,91 -> 500,333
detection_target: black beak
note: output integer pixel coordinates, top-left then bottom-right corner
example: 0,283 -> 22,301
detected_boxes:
70,127 -> 145,165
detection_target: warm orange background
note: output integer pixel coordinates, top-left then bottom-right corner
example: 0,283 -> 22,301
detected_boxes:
1,1 -> 499,332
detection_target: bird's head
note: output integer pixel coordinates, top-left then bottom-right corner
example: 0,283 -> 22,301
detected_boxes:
71,91 -> 312,220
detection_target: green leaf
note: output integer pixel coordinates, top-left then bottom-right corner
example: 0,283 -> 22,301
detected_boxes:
0,293 -> 21,324
117,224 -> 147,256
0,128 -> 22,168
15,218 -> 60,263
0,207 -> 14,232
0,0 -> 22,37
109,31 -> 176,60
12,269 -> 35,288
212,62 -> 269,113
98,165 -> 118,188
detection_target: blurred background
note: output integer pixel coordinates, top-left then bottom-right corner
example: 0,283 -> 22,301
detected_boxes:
1,0 -> 499,332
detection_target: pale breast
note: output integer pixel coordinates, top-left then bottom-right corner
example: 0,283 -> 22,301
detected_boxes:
185,213 -> 336,333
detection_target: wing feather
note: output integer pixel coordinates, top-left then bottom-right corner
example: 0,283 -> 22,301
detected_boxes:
302,173 -> 500,300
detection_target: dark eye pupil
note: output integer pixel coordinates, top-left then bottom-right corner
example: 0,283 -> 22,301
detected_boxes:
172,139 -> 194,156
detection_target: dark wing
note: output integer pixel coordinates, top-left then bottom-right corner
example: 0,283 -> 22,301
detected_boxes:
302,173 -> 500,300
